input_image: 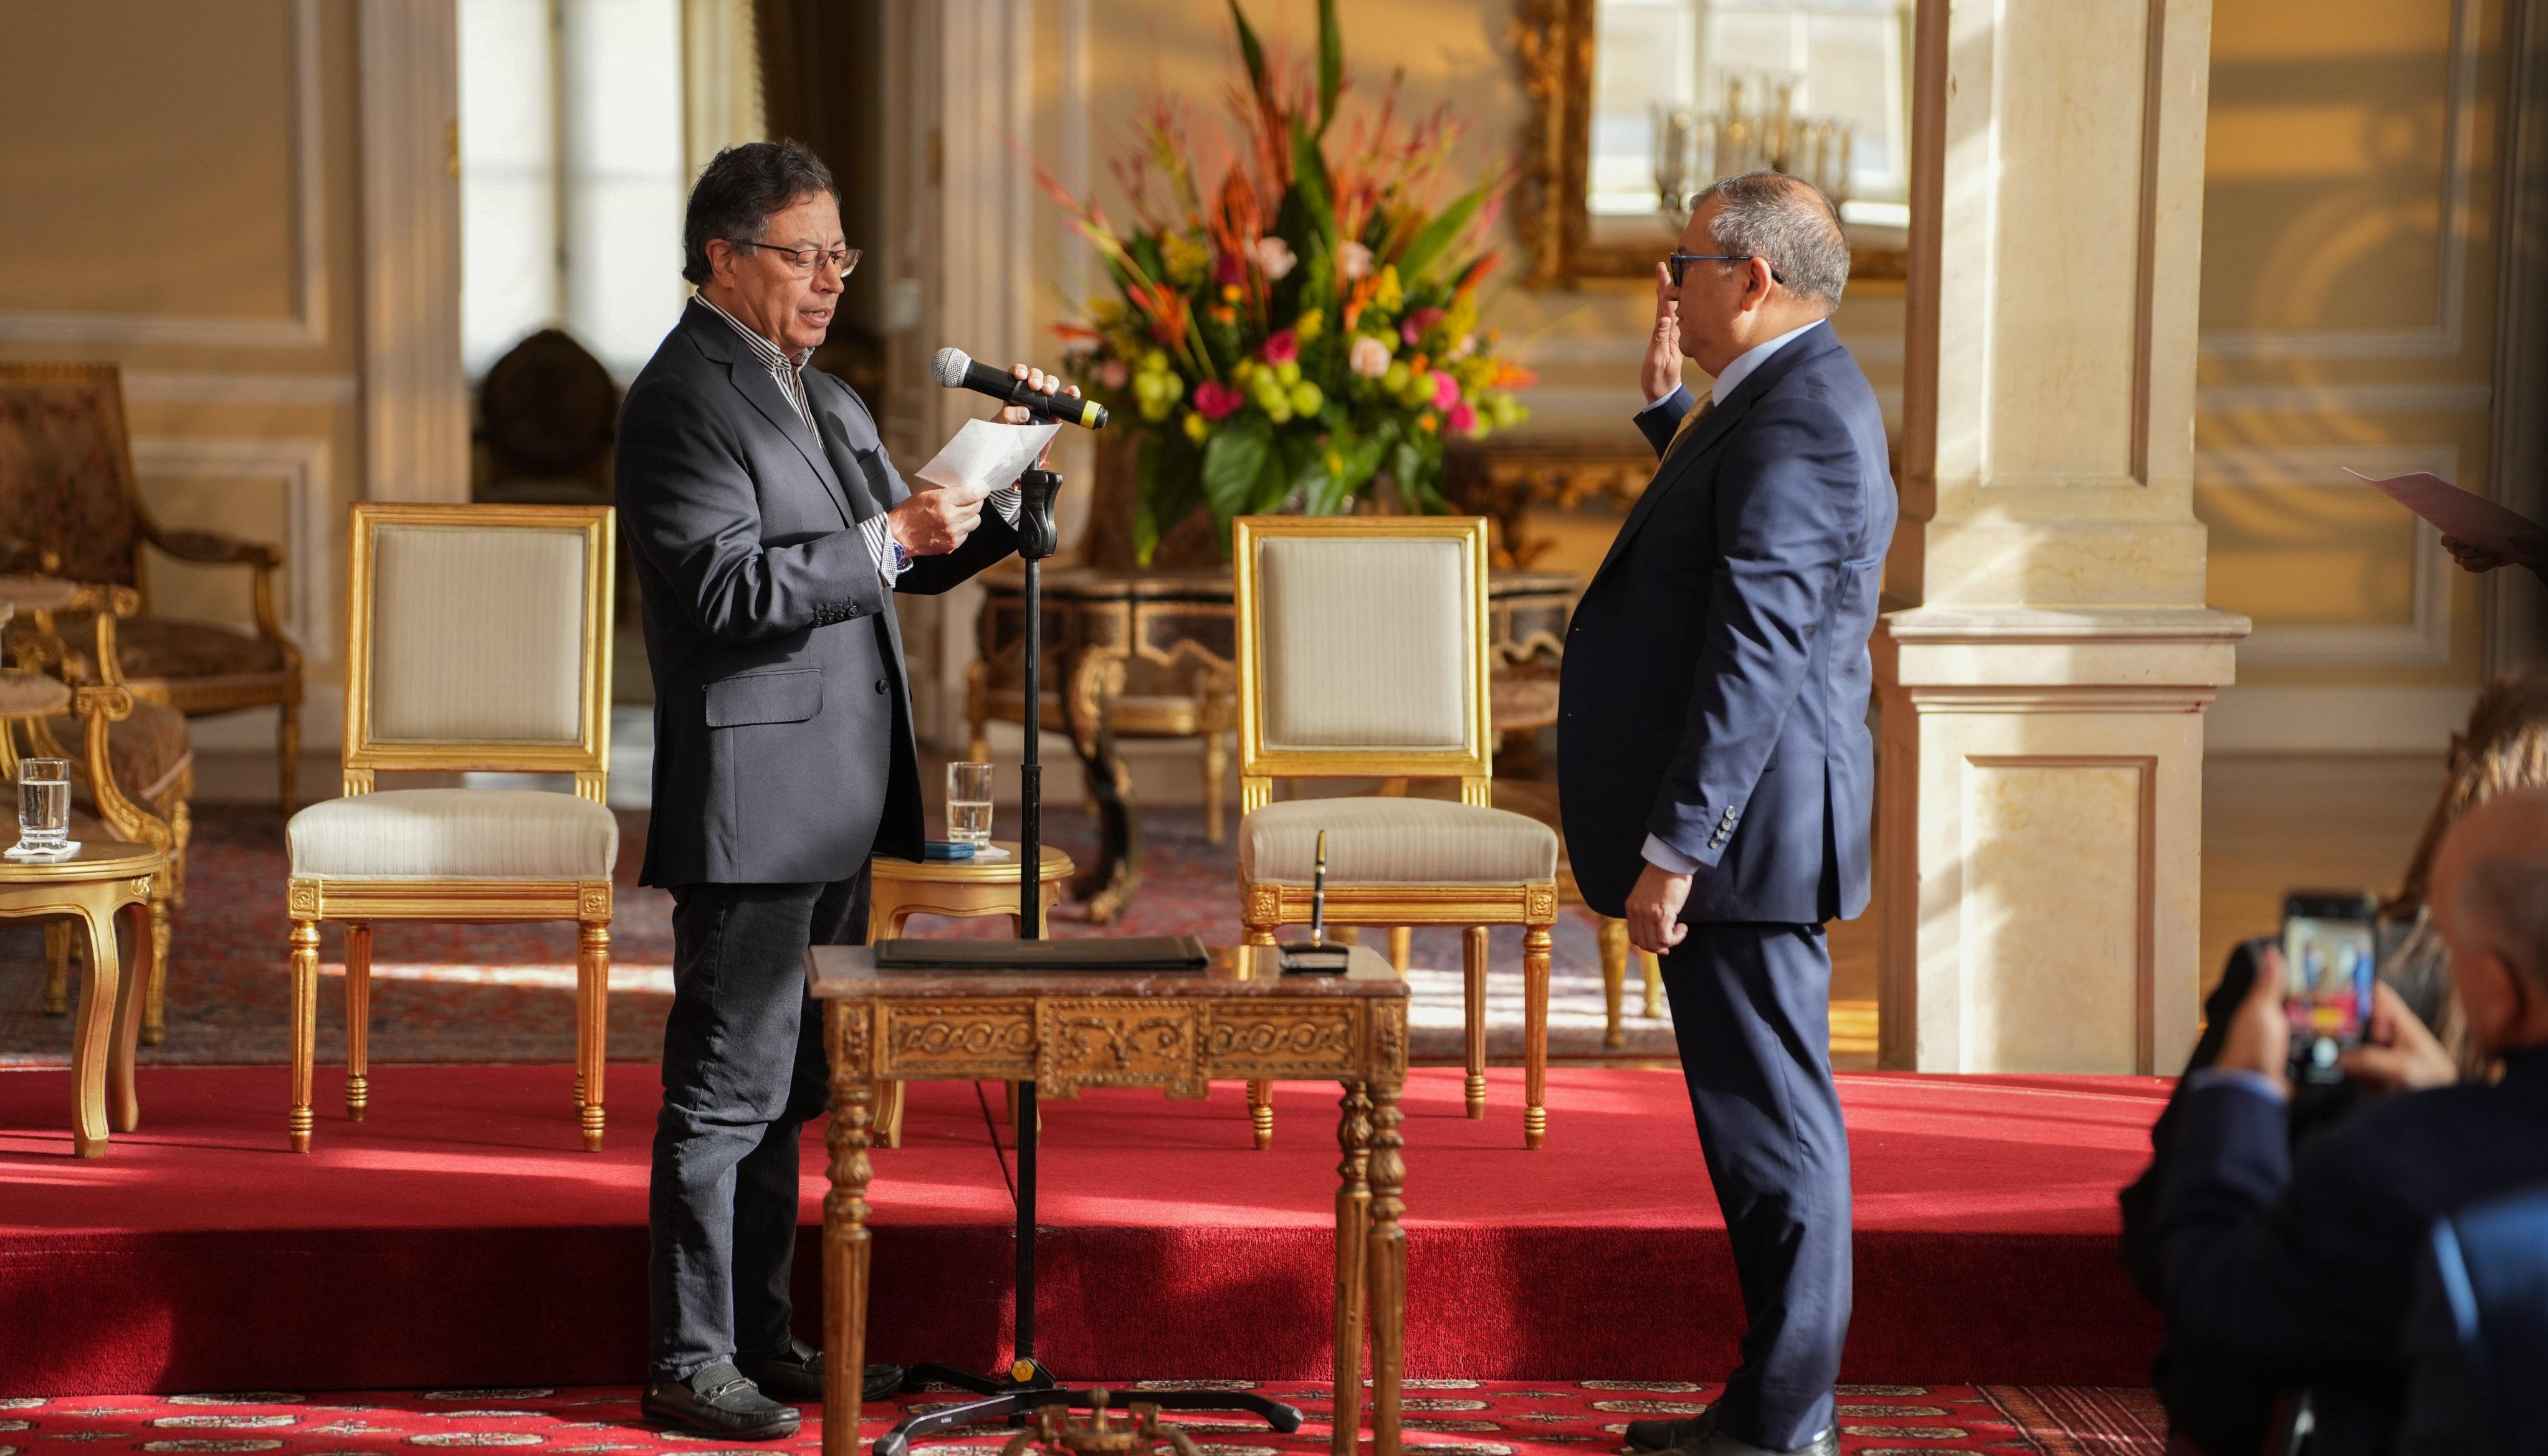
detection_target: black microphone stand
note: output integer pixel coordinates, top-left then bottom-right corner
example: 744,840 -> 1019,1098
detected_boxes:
874,466 -> 1302,1456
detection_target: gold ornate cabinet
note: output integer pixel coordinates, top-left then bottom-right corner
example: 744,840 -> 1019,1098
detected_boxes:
808,943 -> 1412,1456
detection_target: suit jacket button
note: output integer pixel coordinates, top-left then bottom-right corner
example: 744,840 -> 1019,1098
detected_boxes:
874,678 -> 888,695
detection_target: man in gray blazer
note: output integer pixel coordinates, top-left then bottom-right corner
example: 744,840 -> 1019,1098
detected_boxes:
1558,173 -> 1896,1456
616,140 -> 1067,1439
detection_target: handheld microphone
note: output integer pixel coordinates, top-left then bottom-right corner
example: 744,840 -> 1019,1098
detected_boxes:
932,346 -> 1109,430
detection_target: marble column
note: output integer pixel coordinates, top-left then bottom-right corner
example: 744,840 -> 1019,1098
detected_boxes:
1876,0 -> 2250,1073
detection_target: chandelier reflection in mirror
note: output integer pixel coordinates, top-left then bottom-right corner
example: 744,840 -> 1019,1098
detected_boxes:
1590,0 -> 1911,231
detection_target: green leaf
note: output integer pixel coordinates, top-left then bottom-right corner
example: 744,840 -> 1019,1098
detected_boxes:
1315,0 -> 1342,134
1287,124 -> 1339,257
1394,184 -> 1488,285
1133,434 -> 1163,567
1135,431 -> 1206,566
1226,0 -> 1267,97
1201,417 -> 1275,545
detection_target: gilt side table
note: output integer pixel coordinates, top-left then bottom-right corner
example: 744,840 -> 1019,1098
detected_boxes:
0,839 -> 161,1156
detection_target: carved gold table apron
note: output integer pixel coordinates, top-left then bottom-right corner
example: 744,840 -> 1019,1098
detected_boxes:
971,566 -> 1579,921
807,943 -> 1411,1456
0,840 -> 161,1156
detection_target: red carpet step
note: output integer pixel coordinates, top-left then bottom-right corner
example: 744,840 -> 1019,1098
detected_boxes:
0,1065 -> 2167,1397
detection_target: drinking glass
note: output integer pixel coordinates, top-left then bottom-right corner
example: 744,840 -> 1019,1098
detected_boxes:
946,761 -> 995,848
12,758 -> 73,859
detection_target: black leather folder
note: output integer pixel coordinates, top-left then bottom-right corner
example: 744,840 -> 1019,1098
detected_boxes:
872,935 -> 1210,972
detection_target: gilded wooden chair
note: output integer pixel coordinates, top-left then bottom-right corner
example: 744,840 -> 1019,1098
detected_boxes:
0,364 -> 303,809
284,503 -> 616,1153
5,579 -> 188,1042
1233,515 -> 1560,1149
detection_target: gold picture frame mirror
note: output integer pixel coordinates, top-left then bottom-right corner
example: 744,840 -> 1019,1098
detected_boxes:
1515,0 -> 1912,288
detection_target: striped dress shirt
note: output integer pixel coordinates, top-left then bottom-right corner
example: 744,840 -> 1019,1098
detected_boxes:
692,294 -> 1019,584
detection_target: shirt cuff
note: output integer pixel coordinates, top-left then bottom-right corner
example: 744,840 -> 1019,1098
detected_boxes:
1641,834 -> 1700,876
2186,1067 -> 2290,1105
987,484 -> 1022,525
861,514 -> 907,585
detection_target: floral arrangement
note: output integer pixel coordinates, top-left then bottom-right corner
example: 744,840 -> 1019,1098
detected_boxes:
1043,0 -> 1535,564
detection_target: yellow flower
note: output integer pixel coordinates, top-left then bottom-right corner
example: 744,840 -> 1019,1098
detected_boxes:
1295,310 -> 1325,341
1183,411 -> 1210,442
1162,232 -> 1211,287
1372,265 -> 1404,313
1221,284 -> 1243,303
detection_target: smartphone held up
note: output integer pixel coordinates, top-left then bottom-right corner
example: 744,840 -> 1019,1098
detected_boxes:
2281,890 -> 2380,1085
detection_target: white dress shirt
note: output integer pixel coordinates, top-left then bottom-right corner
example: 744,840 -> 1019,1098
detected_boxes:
693,294 -> 1021,585
1631,318 -> 1828,878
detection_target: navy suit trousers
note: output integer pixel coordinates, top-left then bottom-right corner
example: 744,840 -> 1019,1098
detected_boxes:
649,870 -> 868,1378
1659,922 -> 1853,1450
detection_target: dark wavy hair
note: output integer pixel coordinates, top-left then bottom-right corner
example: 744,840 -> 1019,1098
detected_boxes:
682,139 -> 838,285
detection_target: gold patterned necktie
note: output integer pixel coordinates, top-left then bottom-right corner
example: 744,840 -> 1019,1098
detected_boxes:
1662,394 -> 1715,464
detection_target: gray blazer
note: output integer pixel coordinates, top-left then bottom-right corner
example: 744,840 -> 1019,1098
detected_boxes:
616,302 -> 1018,887
1556,325 -> 1896,925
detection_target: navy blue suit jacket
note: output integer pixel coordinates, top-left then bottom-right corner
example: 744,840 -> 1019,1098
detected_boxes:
1557,325 -> 1896,924
2157,1046 -> 2548,1454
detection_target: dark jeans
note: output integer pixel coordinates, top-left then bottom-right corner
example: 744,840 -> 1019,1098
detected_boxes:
648,871 -> 868,1381
1659,921 -> 1854,1452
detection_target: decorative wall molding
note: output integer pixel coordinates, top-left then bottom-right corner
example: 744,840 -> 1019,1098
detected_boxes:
122,371 -> 361,407
358,0 -> 470,503
128,434 -> 334,665
2208,684 -> 2479,754
2193,444 -> 2458,667
2195,380 -> 2494,414
2198,0 -> 2480,361
0,0 -> 326,348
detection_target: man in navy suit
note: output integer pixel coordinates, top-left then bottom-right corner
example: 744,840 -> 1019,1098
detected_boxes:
2154,787 -> 2548,1454
1558,171 -> 1896,1456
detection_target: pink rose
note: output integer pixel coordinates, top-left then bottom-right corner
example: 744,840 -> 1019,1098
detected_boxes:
1348,335 -> 1391,378
1337,241 -> 1375,281
1431,370 -> 1461,410
1097,359 -> 1130,390
1448,402 -> 1479,434
1262,329 -> 1299,365
1253,236 -> 1298,280
1194,379 -> 1246,421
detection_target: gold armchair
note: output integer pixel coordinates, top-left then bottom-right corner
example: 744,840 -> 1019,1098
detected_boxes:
284,503 -> 617,1153
1233,515 -> 1560,1150
0,364 -> 304,809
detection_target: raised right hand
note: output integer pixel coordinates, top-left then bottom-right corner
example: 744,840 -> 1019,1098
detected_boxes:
888,482 -> 988,557
1641,260 -> 1684,405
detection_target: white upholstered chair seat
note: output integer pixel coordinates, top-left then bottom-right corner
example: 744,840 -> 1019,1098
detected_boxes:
1238,796 -> 1558,886
289,788 -> 618,880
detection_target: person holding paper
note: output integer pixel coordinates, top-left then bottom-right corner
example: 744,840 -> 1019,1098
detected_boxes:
614,138 -> 1073,1440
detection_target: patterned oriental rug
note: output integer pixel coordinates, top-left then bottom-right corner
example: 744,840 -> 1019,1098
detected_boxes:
0,1382 -> 2167,1456
1,806 -> 1697,1071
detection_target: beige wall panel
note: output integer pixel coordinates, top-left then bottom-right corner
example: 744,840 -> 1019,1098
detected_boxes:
1962,759 -> 2149,1072
0,0 -> 301,320
2197,483 -> 2421,626
1983,0 -> 2150,484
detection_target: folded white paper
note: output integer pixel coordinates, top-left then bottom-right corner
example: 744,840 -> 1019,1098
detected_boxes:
2347,469 -> 2548,563
913,419 -> 1060,498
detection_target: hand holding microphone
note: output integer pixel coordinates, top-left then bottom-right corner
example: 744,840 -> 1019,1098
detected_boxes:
933,347 -> 1105,432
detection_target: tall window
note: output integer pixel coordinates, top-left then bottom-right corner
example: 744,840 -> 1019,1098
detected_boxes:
1589,0 -> 1913,229
458,0 -> 694,381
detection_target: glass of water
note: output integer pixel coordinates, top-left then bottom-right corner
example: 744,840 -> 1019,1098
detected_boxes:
946,761 -> 994,849
12,758 -> 74,859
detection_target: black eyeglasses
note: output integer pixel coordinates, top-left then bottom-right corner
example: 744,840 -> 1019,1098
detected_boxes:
730,240 -> 862,275
1667,252 -> 1786,288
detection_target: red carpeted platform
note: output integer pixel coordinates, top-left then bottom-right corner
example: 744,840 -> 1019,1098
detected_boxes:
0,1063 -> 2167,1397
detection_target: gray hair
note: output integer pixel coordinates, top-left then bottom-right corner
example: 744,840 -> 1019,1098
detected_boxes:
1694,171 -> 1849,308
2456,854 -> 2548,994
682,139 -> 838,285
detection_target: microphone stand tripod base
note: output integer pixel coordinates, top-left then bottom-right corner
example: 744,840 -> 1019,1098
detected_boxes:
869,466 -> 1301,1456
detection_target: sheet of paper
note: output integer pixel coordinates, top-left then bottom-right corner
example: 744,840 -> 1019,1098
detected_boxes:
2347,469 -> 2548,563
912,419 -> 1060,498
